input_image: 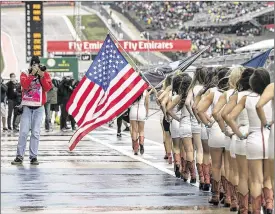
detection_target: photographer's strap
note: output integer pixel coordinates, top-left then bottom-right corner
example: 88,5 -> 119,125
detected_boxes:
27,106 -> 40,110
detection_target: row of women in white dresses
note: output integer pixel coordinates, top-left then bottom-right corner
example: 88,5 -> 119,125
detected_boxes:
168,84 -> 274,160
129,84 -> 274,160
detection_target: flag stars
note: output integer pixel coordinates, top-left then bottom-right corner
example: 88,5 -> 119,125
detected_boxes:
85,36 -> 129,91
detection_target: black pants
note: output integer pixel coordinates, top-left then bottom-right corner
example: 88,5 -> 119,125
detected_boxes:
7,99 -> 19,129
117,114 -> 129,133
60,103 -> 75,129
117,115 -> 123,133
44,102 -> 51,130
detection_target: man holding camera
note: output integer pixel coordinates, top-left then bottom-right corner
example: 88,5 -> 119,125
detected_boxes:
11,56 -> 52,165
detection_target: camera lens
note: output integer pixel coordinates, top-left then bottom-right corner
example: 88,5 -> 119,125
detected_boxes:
40,65 -> 47,71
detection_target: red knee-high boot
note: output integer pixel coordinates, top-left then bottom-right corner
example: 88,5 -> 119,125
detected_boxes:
251,195 -> 262,214
222,177 -> 231,207
132,139 -> 139,155
238,192 -> 249,214
202,164 -> 211,191
174,153 -> 181,178
139,136 -> 145,155
196,163 -> 204,189
180,157 -> 186,179
263,187 -> 274,214
230,184 -> 239,212
209,179 -> 220,206
187,160 -> 196,183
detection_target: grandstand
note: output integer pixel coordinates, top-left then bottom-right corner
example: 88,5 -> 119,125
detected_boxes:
111,1 -> 274,61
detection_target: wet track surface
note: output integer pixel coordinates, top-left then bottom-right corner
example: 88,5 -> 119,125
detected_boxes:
1,123 -> 234,214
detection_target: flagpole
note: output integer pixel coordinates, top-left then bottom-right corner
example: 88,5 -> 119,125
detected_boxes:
108,31 -> 154,88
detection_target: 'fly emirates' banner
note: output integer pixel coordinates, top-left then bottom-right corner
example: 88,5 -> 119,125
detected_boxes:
47,40 -> 192,52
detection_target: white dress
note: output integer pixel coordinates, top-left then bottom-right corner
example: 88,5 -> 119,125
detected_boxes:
245,93 -> 272,160
269,99 -> 274,159
179,105 -> 192,138
129,91 -> 147,121
170,96 -> 181,139
208,88 -> 225,148
224,89 -> 235,152
235,90 -> 251,156
191,85 -> 203,134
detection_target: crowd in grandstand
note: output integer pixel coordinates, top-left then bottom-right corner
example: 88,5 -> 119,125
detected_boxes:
157,30 -> 252,58
118,1 -> 208,30
206,1 -> 272,23
117,1 -> 271,29
114,1 -> 272,59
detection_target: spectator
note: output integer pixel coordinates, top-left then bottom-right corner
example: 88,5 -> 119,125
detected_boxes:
1,79 -> 8,131
13,82 -> 22,132
58,77 -> 77,131
117,108 -> 130,137
44,77 -> 58,132
50,77 -> 60,126
6,73 -> 21,131
11,56 -> 52,165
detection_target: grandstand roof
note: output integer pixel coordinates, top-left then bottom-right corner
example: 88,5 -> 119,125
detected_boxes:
235,39 -> 274,52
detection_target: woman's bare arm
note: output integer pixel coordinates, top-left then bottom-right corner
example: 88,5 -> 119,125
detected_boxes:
222,94 -> 238,124
197,92 -> 214,125
192,95 -> 202,123
158,85 -> 171,101
212,92 -> 227,132
212,93 -> 226,121
256,83 -> 274,126
185,90 -> 194,117
167,95 -> 181,122
227,96 -> 247,138
145,91 -> 150,117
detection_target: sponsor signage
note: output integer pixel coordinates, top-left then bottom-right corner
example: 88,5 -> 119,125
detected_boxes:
80,54 -> 92,61
25,1 -> 43,63
40,57 -> 79,80
47,40 -> 192,53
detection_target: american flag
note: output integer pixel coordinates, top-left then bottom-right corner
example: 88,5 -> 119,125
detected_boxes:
66,35 -> 149,151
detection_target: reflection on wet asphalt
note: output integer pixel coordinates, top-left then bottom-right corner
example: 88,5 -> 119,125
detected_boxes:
1,126 -> 236,214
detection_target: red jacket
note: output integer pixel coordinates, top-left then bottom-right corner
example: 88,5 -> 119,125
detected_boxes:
20,71 -> 52,105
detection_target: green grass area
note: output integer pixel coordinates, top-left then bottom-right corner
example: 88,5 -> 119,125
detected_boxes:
0,50 -> 4,73
68,15 -> 141,67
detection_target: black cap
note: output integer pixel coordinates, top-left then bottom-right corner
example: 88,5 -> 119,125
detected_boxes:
30,56 -> 40,66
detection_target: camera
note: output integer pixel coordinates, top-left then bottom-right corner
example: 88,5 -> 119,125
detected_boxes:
39,65 -> 46,72
29,64 -> 47,76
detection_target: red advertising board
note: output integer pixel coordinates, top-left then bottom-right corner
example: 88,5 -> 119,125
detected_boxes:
47,40 -> 192,53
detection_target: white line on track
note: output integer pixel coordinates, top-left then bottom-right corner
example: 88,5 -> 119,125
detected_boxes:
102,125 -> 164,147
87,126 -> 200,188
86,134 -> 175,177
